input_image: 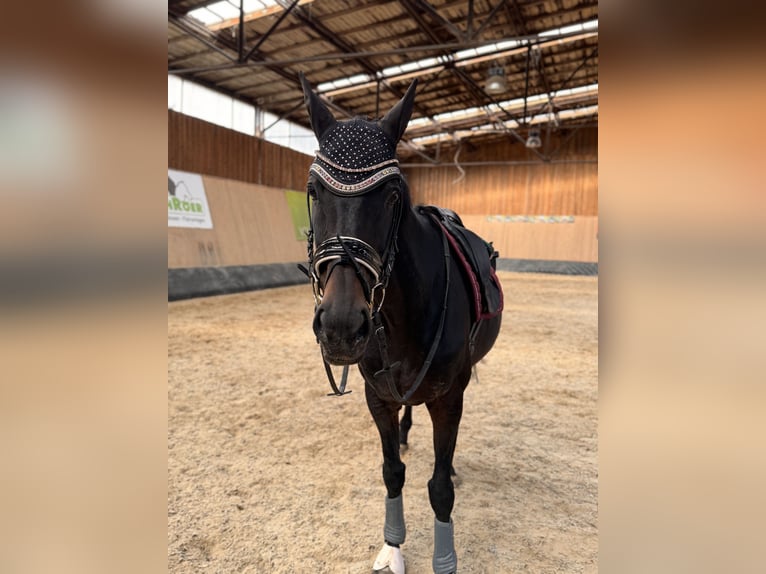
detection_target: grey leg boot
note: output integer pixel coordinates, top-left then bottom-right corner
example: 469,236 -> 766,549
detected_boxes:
432,518 -> 457,573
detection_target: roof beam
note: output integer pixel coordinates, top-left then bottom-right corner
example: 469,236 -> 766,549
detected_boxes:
271,0 -> 436,122
397,0 -> 489,118
169,31 -> 594,117
169,46 -> 228,67
508,0 -> 561,133
405,88 -> 598,134
207,0 -> 315,31
408,108 -> 598,151
240,0 -> 300,62
169,10 -> 305,96
405,103 -> 599,145
552,46 -> 599,93
274,0 -> 373,76
466,0 -> 475,39
470,0 -> 509,41
399,0 -> 466,42
451,67 -> 549,160
307,26 -> 596,96
169,27 -> 596,75
169,0 -> 221,14
168,12 -> 238,63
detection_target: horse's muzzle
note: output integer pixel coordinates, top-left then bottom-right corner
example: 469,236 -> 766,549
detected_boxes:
313,307 -> 371,364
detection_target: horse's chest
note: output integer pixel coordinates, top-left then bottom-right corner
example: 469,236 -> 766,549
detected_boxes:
361,349 -> 467,404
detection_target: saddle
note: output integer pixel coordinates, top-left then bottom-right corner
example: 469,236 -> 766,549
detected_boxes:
420,205 -> 503,321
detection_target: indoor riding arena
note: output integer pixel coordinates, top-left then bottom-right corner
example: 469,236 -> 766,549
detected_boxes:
168,2 -> 597,572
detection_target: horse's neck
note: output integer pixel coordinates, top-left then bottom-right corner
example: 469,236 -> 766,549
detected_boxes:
384,206 -> 444,326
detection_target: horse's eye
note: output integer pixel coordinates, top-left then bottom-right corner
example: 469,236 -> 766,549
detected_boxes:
386,190 -> 400,207
307,183 -> 318,200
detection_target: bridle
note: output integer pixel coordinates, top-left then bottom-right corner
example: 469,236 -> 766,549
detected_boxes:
305,184 -> 402,315
299,179 -> 452,404
298,180 -> 404,396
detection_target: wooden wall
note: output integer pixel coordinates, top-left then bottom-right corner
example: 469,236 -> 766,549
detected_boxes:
461,215 -> 598,262
168,110 -> 312,191
404,129 -> 598,262
168,176 -> 306,268
168,112 -> 312,269
404,128 -> 598,216
169,112 -> 597,264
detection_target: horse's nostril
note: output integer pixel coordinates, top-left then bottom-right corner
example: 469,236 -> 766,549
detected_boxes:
312,308 -> 324,336
355,311 -> 371,340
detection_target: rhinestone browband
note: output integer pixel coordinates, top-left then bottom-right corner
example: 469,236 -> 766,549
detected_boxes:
309,163 -> 401,196
315,151 -> 399,173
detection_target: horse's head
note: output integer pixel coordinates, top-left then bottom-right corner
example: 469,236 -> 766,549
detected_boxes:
300,74 -> 417,365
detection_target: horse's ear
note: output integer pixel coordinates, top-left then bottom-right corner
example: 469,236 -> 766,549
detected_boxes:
300,72 -> 336,141
380,79 -> 418,144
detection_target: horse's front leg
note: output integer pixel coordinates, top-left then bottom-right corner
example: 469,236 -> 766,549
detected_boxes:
400,406 -> 457,478
426,385 -> 465,574
399,405 -> 413,451
366,383 -> 407,574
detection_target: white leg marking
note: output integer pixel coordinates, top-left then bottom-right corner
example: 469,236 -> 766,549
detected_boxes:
372,542 -> 405,574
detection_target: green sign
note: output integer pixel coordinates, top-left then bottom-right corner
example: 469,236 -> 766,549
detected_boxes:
285,190 -> 310,241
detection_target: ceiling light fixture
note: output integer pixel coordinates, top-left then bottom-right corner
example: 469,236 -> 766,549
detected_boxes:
485,65 -> 507,94
525,128 -> 542,149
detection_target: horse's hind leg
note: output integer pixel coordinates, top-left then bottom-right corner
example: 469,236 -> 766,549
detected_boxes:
366,384 -> 406,574
399,405 -> 412,452
426,384 -> 465,574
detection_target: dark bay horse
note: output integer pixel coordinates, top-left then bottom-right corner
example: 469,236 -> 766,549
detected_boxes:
299,74 -> 502,574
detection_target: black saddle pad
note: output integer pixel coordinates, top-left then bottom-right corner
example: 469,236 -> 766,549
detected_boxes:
420,205 -> 503,319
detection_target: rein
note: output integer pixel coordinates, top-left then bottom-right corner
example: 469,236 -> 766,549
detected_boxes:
372,220 -> 450,404
298,183 -> 450,403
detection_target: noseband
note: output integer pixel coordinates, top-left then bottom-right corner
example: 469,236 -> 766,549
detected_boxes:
312,236 -> 382,308
303,186 -> 402,314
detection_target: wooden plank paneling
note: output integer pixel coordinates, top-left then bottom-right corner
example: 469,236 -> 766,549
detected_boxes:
168,110 -> 312,190
404,128 -> 598,216
405,161 -> 597,216
461,215 -> 598,263
168,176 -> 306,268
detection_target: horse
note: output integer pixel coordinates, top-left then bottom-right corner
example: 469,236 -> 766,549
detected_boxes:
299,74 -> 502,574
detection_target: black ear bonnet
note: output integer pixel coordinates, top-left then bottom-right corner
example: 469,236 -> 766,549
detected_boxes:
309,119 -> 401,196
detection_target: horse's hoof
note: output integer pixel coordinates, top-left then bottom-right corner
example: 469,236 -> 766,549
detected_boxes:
372,543 -> 405,574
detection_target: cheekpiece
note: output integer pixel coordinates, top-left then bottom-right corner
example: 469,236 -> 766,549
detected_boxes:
309,118 -> 401,196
